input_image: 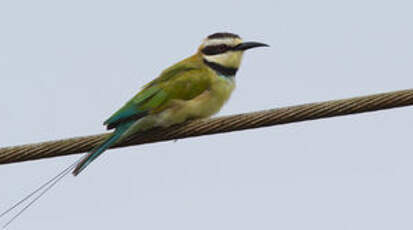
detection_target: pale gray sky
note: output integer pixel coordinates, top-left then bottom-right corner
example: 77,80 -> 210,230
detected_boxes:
1,0 -> 413,229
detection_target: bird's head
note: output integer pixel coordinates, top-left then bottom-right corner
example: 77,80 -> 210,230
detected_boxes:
198,32 -> 268,76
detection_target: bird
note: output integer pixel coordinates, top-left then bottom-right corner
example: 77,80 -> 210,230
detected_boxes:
0,32 -> 268,227
72,32 -> 268,175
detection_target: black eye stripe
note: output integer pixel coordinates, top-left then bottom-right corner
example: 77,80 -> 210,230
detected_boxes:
201,44 -> 233,55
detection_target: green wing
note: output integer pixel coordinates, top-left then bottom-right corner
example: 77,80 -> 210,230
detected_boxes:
104,60 -> 211,130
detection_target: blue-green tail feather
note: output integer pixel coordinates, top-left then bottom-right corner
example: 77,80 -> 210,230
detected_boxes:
72,121 -> 133,176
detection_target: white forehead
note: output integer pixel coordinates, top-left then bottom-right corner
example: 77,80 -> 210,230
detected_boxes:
202,37 -> 242,47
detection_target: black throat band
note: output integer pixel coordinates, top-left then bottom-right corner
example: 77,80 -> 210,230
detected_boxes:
203,59 -> 238,77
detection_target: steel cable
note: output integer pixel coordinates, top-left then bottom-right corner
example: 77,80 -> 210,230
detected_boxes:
1,88 -> 412,165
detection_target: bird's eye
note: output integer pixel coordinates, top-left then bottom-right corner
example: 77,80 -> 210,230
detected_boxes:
202,44 -> 229,55
218,45 -> 227,51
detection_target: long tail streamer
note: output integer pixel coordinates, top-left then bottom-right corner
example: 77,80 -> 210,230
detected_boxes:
0,160 -> 79,228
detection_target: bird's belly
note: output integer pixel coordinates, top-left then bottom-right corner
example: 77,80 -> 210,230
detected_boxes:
156,77 -> 235,127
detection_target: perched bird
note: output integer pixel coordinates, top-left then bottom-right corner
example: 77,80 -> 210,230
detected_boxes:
73,32 -> 268,175
0,32 -> 267,227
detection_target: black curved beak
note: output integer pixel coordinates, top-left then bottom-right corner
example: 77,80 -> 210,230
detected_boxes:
233,41 -> 269,51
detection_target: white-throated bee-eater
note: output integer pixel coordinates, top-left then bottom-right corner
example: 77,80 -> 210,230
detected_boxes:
73,32 -> 268,175
0,32 -> 268,227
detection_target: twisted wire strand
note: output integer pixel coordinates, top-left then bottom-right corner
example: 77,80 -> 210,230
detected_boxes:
1,88 -> 413,165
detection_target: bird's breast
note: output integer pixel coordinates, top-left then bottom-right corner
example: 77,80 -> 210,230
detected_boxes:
153,76 -> 235,127
192,75 -> 235,117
